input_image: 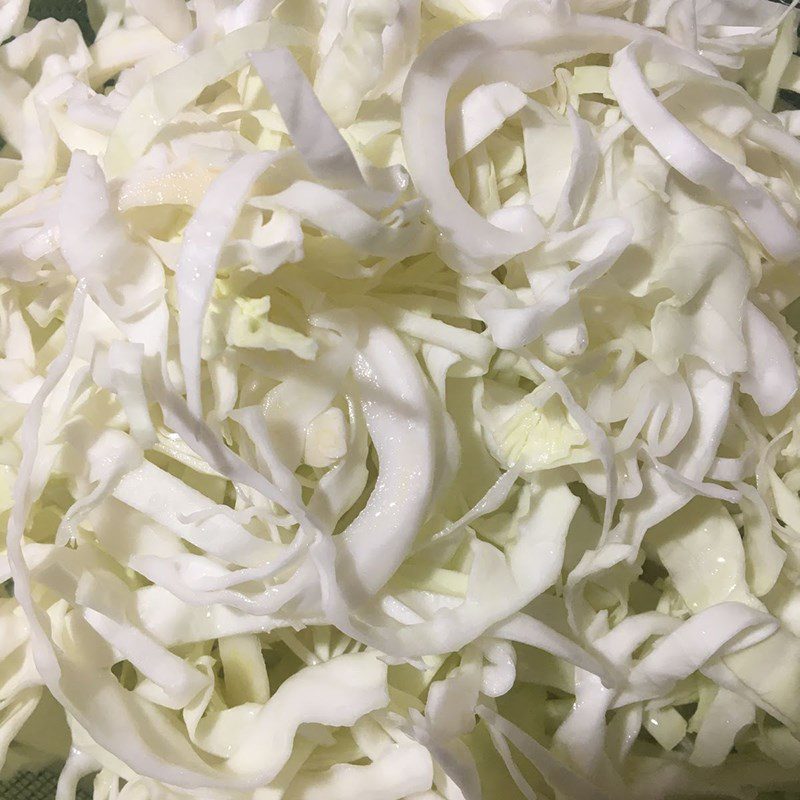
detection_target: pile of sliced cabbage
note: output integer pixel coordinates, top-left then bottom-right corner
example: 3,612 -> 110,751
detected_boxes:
5,0 -> 800,797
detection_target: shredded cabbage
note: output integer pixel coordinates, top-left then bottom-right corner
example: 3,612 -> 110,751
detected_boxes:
3,1 -> 800,799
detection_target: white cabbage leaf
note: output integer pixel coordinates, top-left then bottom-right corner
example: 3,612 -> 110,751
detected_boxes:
2,1 -> 800,799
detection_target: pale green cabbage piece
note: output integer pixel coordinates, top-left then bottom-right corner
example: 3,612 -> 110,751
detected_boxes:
2,1 -> 800,799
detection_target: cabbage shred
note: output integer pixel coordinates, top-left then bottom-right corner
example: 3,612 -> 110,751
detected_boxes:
3,0 -> 800,798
